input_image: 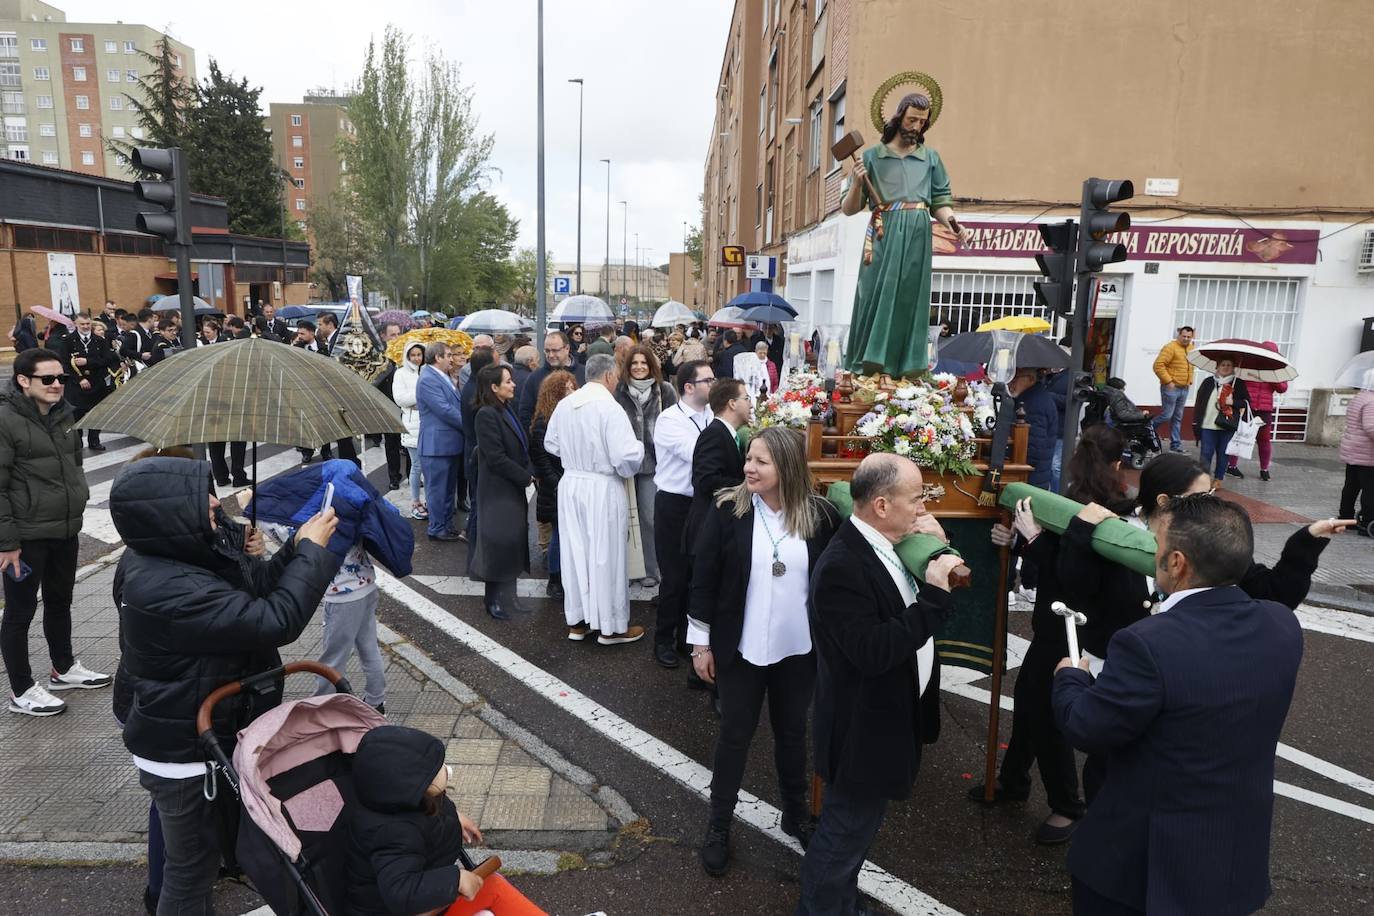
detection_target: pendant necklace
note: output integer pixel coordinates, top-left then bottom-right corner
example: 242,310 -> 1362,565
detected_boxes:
756,495 -> 788,577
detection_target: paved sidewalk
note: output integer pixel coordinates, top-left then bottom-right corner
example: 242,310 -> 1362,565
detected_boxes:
0,550 -> 629,859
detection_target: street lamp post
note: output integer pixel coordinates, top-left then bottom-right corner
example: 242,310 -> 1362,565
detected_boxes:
634,233 -> 640,303
600,159 -> 610,298
569,78 -> 584,294
534,0 -> 547,348
620,200 -> 628,301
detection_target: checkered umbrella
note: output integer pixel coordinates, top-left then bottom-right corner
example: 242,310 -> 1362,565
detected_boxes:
74,337 -> 403,449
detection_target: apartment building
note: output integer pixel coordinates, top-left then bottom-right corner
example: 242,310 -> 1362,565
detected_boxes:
702,0 -> 1374,437
265,93 -> 354,230
0,0 -> 195,177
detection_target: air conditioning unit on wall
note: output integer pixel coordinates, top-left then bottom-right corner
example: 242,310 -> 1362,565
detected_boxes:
1359,228 -> 1374,273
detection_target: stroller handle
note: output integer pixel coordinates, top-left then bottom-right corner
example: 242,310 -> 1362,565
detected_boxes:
196,660 -> 348,738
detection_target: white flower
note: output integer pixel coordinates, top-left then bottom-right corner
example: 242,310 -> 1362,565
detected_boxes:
874,391 -> 890,402
857,418 -> 885,438
894,385 -> 918,400
894,438 -> 912,456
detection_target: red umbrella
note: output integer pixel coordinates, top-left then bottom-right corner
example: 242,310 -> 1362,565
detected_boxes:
1186,338 -> 1296,383
31,305 -> 75,330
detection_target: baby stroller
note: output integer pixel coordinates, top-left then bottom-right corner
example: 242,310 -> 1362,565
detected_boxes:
197,661 -> 544,916
1080,377 -> 1162,469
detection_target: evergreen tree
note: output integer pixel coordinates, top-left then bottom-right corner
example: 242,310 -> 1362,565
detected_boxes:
105,36 -> 193,167
186,61 -> 284,238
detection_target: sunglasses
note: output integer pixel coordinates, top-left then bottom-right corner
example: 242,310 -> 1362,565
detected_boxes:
27,374 -> 69,386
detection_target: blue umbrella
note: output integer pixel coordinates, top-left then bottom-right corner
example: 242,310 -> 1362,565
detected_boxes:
725,290 -> 797,315
739,304 -> 796,324
276,305 -> 316,320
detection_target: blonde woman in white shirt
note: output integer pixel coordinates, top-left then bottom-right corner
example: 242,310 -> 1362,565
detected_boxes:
686,426 -> 842,877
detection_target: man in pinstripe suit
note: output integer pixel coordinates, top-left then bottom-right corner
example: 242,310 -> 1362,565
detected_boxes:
1052,495 -> 1302,916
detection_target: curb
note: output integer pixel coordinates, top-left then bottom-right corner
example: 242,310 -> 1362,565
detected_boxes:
1304,587 -> 1374,618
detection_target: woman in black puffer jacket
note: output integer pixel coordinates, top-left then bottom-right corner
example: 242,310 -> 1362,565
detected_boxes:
110,456 -> 340,915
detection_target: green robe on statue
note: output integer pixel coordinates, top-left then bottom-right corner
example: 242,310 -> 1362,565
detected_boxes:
845,142 -> 954,378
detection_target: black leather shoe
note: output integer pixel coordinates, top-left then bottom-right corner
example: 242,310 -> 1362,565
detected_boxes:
88,442 -> 107,452
966,781 -> 1030,804
781,810 -> 816,850
700,826 -> 730,877
231,477 -> 250,488
1034,815 -> 1079,846
388,478 -> 402,491
546,576 -> 564,599
1226,466 -> 1244,479
486,597 -> 510,621
655,644 -> 680,669
687,669 -> 712,691
428,531 -> 464,542
1260,469 -> 1271,481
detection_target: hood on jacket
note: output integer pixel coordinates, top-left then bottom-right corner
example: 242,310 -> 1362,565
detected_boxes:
110,457 -> 220,568
353,725 -> 445,813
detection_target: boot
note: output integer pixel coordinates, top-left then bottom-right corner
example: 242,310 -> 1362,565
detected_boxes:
503,582 -> 532,614
484,583 -> 510,621
700,824 -> 730,877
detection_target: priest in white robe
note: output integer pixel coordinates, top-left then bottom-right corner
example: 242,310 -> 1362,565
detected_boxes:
544,353 -> 646,644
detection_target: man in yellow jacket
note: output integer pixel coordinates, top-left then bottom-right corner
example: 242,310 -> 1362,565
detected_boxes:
1152,325 -> 1195,452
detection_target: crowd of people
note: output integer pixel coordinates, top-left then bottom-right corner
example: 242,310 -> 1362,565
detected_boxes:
0,300 -> 1354,916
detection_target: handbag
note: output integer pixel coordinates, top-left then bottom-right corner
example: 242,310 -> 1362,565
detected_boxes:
1226,407 -> 1263,459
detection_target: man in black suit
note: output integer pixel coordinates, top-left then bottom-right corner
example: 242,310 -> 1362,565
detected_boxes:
797,454 -> 964,916
1052,495 -> 1303,916
57,313 -> 119,451
293,320 -> 358,466
710,329 -> 748,380
262,302 -> 291,343
317,312 -> 341,353
685,377 -> 750,560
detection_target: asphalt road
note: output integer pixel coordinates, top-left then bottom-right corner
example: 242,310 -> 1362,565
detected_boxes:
12,440 -> 1374,915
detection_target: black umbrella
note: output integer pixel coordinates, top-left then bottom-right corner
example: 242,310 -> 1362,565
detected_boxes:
938,330 -> 1070,372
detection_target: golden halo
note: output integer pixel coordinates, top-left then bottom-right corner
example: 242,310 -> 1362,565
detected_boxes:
870,71 -> 944,134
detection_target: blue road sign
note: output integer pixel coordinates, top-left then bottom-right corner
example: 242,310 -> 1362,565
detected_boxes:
553,276 -> 571,295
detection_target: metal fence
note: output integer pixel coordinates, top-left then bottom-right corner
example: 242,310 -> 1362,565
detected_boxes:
929,270 -> 1067,336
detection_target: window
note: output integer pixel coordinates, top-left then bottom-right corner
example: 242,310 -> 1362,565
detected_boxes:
0,62 -> 19,86
107,69 -> 119,82
104,40 -> 117,53
172,54 -> 181,66
81,150 -> 95,165
813,269 -> 835,324
131,126 -> 143,139
295,198 -> 306,211
290,114 -> 301,126
1174,276 -> 1302,356
39,123 -> 55,137
807,97 -> 823,172
7,145 -> 30,161
72,66 -> 86,81
109,96 -> 122,110
11,225 -> 98,252
32,66 -> 50,81
0,34 -> 16,58
3,119 -> 26,142
104,232 -> 163,256
35,94 -> 52,109
70,38 -> 84,52
758,87 -> 765,134
755,183 -> 763,226
829,90 -> 846,170
41,150 -> 57,164
112,125 -> 125,137
293,178 -> 305,189
75,94 -> 89,109
292,156 -> 304,168
814,0 -> 828,20
930,271 -> 1046,334
78,123 -> 91,137
296,221 -> 307,232
30,38 -> 47,51
291,134 -> 302,148
126,69 -> 138,83
123,41 -> 137,54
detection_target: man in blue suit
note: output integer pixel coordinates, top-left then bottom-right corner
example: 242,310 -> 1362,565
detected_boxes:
415,342 -> 465,542
1052,494 -> 1303,916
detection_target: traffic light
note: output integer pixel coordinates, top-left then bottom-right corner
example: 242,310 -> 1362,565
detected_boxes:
131,147 -> 191,246
1033,219 -> 1078,316
1077,177 -> 1133,273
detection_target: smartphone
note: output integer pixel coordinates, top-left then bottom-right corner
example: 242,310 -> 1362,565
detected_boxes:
4,560 -> 31,582
320,482 -> 336,513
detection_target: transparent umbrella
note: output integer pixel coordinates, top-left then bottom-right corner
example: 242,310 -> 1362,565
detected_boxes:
458,309 -> 533,335
651,300 -> 696,328
707,306 -> 755,330
151,295 -> 218,315
1334,351 -> 1374,389
552,295 -> 614,325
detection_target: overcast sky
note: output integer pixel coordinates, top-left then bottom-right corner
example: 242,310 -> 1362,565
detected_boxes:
62,0 -> 734,273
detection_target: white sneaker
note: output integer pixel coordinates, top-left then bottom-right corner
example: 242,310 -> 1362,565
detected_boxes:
9,684 -> 67,716
49,660 -> 112,691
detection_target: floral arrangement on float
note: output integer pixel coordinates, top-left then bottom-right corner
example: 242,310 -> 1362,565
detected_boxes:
754,371 -> 838,429
849,373 -> 989,477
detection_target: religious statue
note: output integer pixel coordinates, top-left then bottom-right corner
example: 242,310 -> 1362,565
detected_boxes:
840,73 -> 972,379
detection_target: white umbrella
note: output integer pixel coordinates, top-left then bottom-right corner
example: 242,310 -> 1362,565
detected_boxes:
1185,338 -> 1297,383
651,300 -> 696,328
1334,352 -> 1374,389
458,309 -> 532,335
707,306 -> 754,330
552,295 -> 614,325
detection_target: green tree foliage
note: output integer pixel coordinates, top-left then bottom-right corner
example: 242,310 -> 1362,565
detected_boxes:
507,247 -> 556,310
307,189 -> 371,300
106,37 -> 193,164
186,61 -> 284,238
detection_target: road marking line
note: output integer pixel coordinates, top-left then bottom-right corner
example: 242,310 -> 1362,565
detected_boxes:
377,571 -> 963,916
78,438 -> 146,472
1277,743 -> 1374,798
1295,604 -> 1374,644
1274,780 -> 1374,825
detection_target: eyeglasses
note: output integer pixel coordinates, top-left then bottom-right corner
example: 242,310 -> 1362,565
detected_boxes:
689,376 -> 716,386
27,374 -> 69,386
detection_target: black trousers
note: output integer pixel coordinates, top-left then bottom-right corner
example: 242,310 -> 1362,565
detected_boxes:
1,536 -> 78,695
998,627 -> 1085,818
70,403 -> 102,447
795,783 -> 888,916
383,432 -> 405,484
1072,877 -> 1145,915
208,441 -> 247,485
1339,463 -> 1374,523
709,652 -> 814,830
653,492 -> 693,650
299,437 -> 359,467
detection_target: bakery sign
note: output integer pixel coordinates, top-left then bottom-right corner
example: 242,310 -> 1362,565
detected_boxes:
934,221 -> 1319,265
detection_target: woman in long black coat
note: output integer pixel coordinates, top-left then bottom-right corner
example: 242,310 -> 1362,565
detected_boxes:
469,364 -> 531,620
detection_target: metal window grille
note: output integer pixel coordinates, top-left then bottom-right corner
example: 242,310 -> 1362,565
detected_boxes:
1174,276 -> 1301,359
929,271 -> 1066,336
1358,229 -> 1374,271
